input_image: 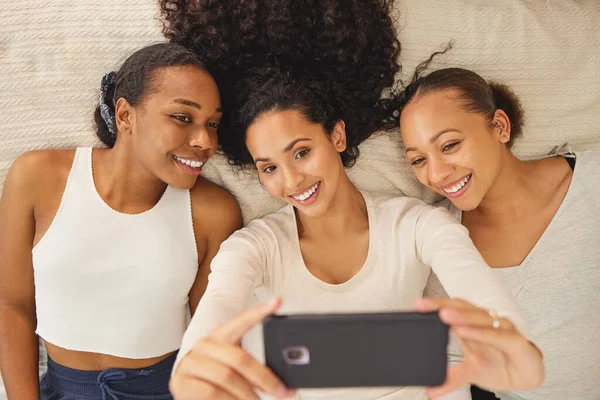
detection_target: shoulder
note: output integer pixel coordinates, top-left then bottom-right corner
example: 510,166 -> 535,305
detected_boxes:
8,149 -> 75,180
190,176 -> 243,235
530,154 -> 583,200
190,176 -> 241,215
220,204 -> 294,252
242,205 -> 294,240
435,197 -> 461,220
4,149 -> 76,202
567,151 -> 600,200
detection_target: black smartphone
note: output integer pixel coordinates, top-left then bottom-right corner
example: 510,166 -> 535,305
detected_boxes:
263,311 -> 448,389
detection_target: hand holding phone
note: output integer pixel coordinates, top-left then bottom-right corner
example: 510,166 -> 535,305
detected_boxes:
415,298 -> 544,399
170,298 -> 296,400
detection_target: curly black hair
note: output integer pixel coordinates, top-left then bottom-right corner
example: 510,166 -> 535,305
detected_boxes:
160,0 -> 401,167
380,45 -> 525,148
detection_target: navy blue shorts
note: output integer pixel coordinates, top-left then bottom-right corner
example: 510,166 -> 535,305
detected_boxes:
39,353 -> 176,399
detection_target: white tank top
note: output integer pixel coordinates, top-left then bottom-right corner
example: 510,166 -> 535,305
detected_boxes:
32,147 -> 198,359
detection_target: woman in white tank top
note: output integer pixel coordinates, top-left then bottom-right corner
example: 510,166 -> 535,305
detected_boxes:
0,43 -> 241,399
392,62 -> 600,400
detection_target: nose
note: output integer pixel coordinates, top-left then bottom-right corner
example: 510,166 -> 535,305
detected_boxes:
427,156 -> 454,185
282,166 -> 305,192
189,127 -> 216,151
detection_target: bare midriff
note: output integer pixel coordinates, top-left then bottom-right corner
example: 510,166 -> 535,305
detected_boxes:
44,340 -> 175,371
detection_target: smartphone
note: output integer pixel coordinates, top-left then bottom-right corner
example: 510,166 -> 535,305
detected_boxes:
263,311 -> 448,388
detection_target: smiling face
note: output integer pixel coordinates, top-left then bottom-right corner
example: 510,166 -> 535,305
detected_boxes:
245,109 -> 348,217
400,89 -> 511,211
118,65 -> 222,189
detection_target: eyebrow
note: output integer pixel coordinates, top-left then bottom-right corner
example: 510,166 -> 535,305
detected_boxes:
405,129 -> 457,152
174,98 -> 201,109
173,99 -> 223,113
254,138 -> 311,163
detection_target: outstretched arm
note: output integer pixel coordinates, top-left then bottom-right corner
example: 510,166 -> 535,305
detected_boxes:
173,213 -> 294,399
416,207 -> 543,398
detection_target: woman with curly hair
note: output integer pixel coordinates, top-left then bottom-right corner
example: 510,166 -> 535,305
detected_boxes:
160,1 -> 544,399
390,60 -> 600,400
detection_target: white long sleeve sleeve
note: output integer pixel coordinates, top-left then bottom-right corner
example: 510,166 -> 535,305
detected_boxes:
173,224 -> 269,372
416,207 -> 530,338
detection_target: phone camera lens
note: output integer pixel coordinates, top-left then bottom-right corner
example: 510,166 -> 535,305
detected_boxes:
283,346 -> 310,365
288,349 -> 303,360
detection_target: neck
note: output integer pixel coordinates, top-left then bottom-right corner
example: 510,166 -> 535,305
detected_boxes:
468,150 -> 538,221
94,141 -> 167,213
296,171 -> 367,239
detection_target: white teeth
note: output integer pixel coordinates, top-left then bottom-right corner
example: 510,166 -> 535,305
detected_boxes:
443,175 -> 470,194
293,183 -> 319,201
174,156 -> 204,168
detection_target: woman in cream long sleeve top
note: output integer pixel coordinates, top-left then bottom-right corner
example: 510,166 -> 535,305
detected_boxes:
168,70 -> 544,400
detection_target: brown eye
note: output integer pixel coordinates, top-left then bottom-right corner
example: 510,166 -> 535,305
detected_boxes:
295,149 -> 310,159
172,115 -> 191,123
263,165 -> 277,174
442,142 -> 459,152
411,158 -> 425,166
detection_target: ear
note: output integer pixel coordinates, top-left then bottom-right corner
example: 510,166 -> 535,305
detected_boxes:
115,97 -> 134,136
492,109 -> 511,144
330,120 -> 347,152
